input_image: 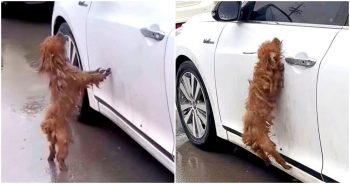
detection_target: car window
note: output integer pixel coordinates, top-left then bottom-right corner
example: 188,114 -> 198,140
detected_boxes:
249,1 -> 349,26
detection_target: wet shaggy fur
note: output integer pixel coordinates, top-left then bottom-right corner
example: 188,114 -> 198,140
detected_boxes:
39,35 -> 111,171
242,38 -> 291,170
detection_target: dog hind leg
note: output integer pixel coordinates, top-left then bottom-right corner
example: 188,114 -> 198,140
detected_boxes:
252,142 -> 271,166
41,119 -> 56,161
259,137 -> 291,169
47,133 -> 57,161
56,131 -> 69,171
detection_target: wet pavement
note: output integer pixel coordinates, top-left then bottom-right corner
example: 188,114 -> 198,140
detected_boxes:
1,19 -> 173,182
176,111 -> 299,183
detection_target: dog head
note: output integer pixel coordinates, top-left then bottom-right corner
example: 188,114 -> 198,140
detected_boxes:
258,37 -> 282,69
38,34 -> 66,73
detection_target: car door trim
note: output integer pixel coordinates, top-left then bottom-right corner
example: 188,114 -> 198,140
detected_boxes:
222,125 -> 337,182
94,95 -> 174,162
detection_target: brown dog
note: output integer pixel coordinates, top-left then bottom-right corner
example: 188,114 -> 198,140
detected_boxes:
242,38 -> 291,170
39,34 -> 110,171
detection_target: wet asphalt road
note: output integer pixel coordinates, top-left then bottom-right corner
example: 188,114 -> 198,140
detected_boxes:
176,112 -> 299,183
1,19 -> 173,182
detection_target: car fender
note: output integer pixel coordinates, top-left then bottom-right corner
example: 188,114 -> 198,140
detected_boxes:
176,20 -> 228,140
52,1 -> 99,111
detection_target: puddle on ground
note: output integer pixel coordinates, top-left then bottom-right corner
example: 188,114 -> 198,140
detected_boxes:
25,52 -> 39,70
21,95 -> 46,116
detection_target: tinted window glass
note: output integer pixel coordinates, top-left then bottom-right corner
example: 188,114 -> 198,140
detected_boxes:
217,1 -> 240,20
250,1 -> 349,26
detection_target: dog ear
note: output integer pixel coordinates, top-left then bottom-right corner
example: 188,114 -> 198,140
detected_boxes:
272,37 -> 281,45
38,42 -> 55,73
38,43 -> 47,73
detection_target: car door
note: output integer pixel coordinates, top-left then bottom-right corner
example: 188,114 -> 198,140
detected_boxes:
86,1 -> 174,155
214,1 -> 347,179
317,28 -> 349,182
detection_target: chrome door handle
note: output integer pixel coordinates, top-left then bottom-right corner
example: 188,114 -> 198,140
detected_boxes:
140,27 -> 165,41
285,57 -> 316,68
243,51 -> 257,54
78,1 -> 88,7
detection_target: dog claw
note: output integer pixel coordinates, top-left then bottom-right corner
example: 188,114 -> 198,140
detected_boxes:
104,68 -> 111,76
99,69 -> 106,74
95,68 -> 101,72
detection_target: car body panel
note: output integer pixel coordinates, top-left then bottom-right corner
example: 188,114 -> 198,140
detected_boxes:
176,6 -> 348,182
225,131 -> 322,182
98,101 -> 174,172
215,22 -> 339,176
86,1 -> 174,156
51,1 -> 99,110
176,17 -> 228,140
52,1 -> 175,173
317,28 -> 349,182
52,1 -> 91,75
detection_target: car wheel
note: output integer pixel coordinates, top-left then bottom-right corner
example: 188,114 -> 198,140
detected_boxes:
57,22 -> 97,123
176,60 -> 217,149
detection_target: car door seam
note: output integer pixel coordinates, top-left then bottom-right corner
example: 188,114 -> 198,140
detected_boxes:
163,28 -> 175,158
315,27 -> 342,182
213,22 -> 230,140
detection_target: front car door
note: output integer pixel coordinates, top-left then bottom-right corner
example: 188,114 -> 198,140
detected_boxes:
215,1 -> 347,181
86,1 -> 174,159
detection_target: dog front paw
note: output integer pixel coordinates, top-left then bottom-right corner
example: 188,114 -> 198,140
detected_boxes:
94,67 -> 102,73
103,68 -> 111,78
97,68 -> 111,79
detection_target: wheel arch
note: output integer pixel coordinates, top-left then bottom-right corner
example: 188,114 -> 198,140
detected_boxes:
176,55 -> 191,73
176,50 -> 228,141
53,16 -> 67,35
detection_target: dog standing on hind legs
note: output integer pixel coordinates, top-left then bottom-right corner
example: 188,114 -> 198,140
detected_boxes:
39,34 -> 111,171
242,37 -> 291,170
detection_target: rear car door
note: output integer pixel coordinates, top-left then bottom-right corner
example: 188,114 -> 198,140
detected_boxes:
86,1 -> 174,157
214,1 -> 347,180
317,27 -> 349,182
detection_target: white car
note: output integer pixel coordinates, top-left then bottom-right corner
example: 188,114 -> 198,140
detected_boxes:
52,1 -> 175,173
176,1 -> 348,182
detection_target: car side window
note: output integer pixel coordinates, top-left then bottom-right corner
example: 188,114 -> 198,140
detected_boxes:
249,1 -> 349,26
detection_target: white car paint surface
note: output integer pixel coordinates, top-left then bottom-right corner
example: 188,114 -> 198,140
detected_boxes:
52,1 -> 175,173
316,29 -> 349,182
176,1 -> 348,182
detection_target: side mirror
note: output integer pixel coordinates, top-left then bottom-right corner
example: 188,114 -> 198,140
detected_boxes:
212,1 -> 242,21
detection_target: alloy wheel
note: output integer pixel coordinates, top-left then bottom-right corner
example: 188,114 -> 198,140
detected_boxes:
178,72 -> 208,138
64,35 -> 81,69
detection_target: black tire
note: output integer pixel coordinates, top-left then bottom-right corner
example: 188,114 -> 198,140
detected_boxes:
56,22 -> 98,124
176,60 -> 217,149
